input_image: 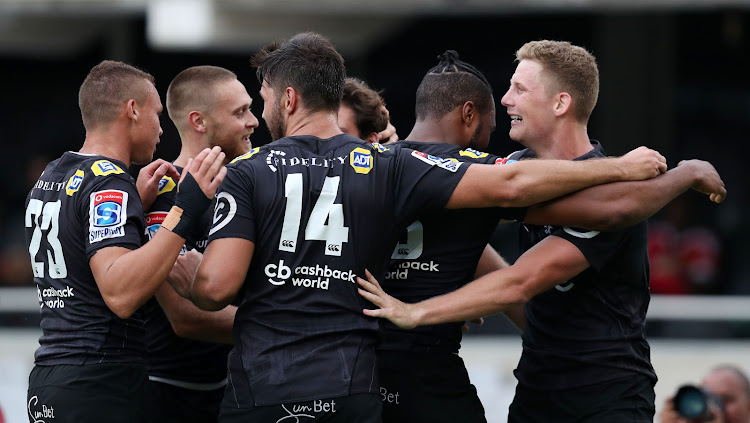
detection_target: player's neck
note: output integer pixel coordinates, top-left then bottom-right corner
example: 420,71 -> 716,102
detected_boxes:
406,119 -> 465,147
79,129 -> 132,167
530,125 -> 592,160
173,135 -> 208,168
285,110 -> 342,140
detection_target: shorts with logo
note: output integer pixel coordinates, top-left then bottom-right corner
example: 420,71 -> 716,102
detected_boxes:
27,363 -> 147,423
145,380 -> 224,423
508,373 -> 655,423
378,350 -> 486,423
219,393 -> 381,423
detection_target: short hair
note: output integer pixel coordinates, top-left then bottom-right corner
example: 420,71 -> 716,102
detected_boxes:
250,32 -> 345,113
78,60 -> 155,131
711,364 -> 750,398
516,40 -> 599,123
167,66 -> 237,128
341,77 -> 388,136
415,50 -> 493,121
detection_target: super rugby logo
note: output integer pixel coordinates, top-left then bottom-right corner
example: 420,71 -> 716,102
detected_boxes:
410,150 -> 463,172
494,157 -> 518,165
349,148 -> 373,174
89,190 -> 128,243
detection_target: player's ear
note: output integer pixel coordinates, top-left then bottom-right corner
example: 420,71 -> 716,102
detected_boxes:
285,87 -> 297,113
189,111 -> 207,133
126,99 -> 138,122
462,101 -> 477,126
364,132 -> 379,144
554,92 -> 572,117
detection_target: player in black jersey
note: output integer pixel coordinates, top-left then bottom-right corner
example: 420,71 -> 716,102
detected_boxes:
143,66 -> 259,423
23,60 -> 226,423
166,32 -> 670,423
358,41 -> 727,423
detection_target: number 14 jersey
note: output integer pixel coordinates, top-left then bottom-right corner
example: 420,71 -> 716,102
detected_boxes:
208,134 -> 469,407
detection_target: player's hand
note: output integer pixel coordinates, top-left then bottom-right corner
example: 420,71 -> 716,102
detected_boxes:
462,318 -> 484,332
179,146 -> 227,198
617,146 -> 668,180
167,249 -> 203,300
377,108 -> 399,144
358,269 -> 419,329
678,160 -> 727,203
137,159 -> 180,211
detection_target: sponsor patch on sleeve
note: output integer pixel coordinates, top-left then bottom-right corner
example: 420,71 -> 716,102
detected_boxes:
145,211 -> 168,240
65,170 -> 85,196
230,147 -> 260,164
89,189 -> 128,243
459,148 -> 489,159
410,150 -> 463,172
91,160 -> 125,176
349,148 -> 373,174
157,176 -> 176,195
494,157 -> 518,165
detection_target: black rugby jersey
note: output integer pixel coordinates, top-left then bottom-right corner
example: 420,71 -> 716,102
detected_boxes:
143,166 -> 232,385
24,152 -> 147,365
379,141 -> 524,354
208,134 -> 469,406
509,141 -> 657,389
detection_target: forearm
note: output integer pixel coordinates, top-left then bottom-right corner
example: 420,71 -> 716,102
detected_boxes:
474,244 -> 510,279
156,283 -> 235,344
503,304 -> 526,332
525,165 -> 698,231
95,229 -> 184,318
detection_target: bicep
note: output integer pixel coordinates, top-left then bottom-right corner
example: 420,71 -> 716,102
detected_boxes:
89,246 -> 132,290
474,244 -> 509,279
446,164 -> 511,209
197,238 -> 254,298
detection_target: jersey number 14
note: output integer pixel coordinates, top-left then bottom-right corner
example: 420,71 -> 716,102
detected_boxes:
279,173 -> 350,256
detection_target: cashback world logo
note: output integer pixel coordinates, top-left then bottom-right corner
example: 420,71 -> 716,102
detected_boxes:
264,260 -> 356,291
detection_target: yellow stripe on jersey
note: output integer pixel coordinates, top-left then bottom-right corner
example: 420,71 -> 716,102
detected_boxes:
230,147 -> 260,164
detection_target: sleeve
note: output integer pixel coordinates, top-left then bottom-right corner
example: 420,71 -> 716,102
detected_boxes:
207,164 -> 256,243
392,147 -> 470,226
551,226 -> 628,271
84,175 -> 145,259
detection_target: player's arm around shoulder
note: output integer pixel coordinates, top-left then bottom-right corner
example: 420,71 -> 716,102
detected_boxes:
445,146 -> 667,209
359,235 -> 590,328
90,147 -> 226,319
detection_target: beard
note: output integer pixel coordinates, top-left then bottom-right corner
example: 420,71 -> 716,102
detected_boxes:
266,100 -> 286,141
468,119 -> 488,151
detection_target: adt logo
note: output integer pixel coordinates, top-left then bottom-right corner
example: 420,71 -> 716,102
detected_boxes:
349,148 -> 373,174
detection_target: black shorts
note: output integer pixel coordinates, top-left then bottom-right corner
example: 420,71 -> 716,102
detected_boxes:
219,393 -> 381,423
27,363 -> 147,423
378,350 -> 486,423
145,380 -> 224,423
508,374 -> 655,423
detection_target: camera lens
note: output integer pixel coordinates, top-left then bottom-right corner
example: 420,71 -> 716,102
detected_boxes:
674,385 -> 709,419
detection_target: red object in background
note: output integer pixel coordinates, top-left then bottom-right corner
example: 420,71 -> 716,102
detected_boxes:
0,403 -> 5,423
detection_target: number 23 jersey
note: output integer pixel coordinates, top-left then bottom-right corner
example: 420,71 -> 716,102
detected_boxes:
208,134 -> 469,406
25,152 -> 146,366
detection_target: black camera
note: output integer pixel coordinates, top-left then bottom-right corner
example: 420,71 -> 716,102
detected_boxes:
674,384 -> 725,422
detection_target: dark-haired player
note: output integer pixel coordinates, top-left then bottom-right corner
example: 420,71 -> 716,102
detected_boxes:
338,77 -> 390,144
24,60 -> 225,423
359,41 -> 727,423
167,32 -> 668,423
143,65 -> 259,423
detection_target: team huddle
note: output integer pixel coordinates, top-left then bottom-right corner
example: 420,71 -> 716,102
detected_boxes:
24,32 -> 726,423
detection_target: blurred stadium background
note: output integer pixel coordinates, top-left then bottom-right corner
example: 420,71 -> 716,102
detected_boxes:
1,1 -> 749,422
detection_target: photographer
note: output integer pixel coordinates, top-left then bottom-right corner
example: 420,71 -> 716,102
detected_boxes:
660,365 -> 750,423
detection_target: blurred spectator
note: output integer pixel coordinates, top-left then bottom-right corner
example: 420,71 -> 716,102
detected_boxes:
659,365 -> 750,423
649,196 -> 723,295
